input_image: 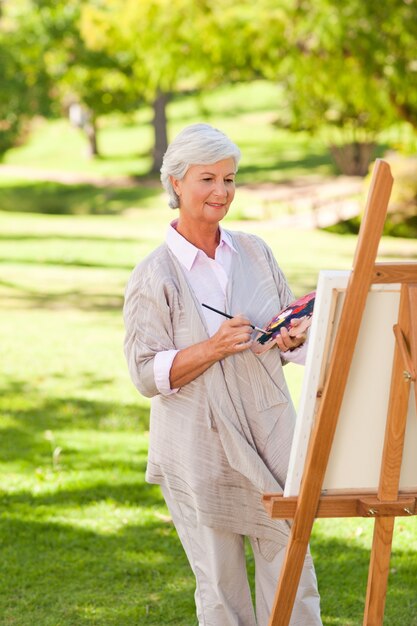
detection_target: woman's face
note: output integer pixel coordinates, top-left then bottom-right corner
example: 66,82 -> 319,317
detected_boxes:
171,158 -> 236,229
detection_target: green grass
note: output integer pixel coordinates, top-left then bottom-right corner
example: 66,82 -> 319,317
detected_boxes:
1,204 -> 417,625
0,178 -> 163,215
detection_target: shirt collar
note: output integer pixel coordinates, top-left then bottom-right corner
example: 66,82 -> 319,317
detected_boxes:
166,219 -> 236,271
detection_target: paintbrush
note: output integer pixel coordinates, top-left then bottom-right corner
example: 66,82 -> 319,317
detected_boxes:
201,303 -> 266,334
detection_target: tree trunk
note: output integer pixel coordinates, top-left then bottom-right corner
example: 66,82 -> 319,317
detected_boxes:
151,91 -> 169,174
329,142 -> 376,176
84,116 -> 99,159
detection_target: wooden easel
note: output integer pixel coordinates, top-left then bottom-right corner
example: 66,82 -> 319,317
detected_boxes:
263,159 -> 417,626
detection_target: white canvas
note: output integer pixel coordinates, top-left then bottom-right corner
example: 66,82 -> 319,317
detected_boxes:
284,271 -> 417,497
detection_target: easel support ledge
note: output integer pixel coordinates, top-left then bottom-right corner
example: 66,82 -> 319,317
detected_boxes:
263,489 -> 417,519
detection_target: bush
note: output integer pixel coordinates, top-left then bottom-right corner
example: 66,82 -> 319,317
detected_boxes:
385,154 -> 417,238
324,153 -> 417,238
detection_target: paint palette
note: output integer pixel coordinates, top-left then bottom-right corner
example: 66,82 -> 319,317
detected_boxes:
251,291 -> 316,354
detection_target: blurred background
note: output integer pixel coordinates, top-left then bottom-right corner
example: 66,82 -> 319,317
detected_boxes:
1,1 -> 417,625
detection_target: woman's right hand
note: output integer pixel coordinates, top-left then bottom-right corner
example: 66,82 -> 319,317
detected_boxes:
169,315 -> 253,390
209,315 -> 253,360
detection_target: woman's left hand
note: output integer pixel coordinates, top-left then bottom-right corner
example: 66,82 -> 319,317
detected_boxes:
275,318 -> 307,352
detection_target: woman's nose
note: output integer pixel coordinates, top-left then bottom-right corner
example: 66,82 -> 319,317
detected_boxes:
213,179 -> 227,196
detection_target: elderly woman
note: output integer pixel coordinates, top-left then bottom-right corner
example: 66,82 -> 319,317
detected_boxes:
124,123 -> 322,626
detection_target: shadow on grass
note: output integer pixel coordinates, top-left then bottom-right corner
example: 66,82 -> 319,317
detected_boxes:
1,504 -> 415,625
1,479 -> 161,510
0,379 -> 196,625
0,379 -> 150,464
0,278 -> 126,311
0,180 -> 161,215
0,255 -> 134,269
1,378 -> 150,432
0,233 -> 144,244
0,514 -> 196,626
311,532 -> 417,626
238,152 -> 336,179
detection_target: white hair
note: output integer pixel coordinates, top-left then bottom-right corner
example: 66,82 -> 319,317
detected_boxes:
160,123 -> 241,209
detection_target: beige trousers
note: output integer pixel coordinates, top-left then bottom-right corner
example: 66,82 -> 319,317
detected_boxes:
162,486 -> 322,626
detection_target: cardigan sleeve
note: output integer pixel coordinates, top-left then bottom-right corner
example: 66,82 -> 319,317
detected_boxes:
123,261 -> 178,398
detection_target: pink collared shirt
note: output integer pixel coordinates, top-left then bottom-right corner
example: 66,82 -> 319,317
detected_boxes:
153,220 -> 306,395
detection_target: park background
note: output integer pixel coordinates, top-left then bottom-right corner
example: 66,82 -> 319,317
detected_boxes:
1,1 -> 417,625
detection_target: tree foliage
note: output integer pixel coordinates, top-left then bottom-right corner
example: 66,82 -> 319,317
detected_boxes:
1,0 -> 417,171
335,0 -> 417,130
0,0 -> 52,154
275,0 -> 417,141
79,0 -> 213,169
78,0 -> 289,170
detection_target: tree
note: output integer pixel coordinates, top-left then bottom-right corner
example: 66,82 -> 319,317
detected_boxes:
3,0 -> 288,169
24,0 -> 141,158
0,1 -> 52,155
79,0 -> 289,172
267,2 -> 394,173
268,1 -> 417,174
79,0 -> 210,171
326,0 -> 417,130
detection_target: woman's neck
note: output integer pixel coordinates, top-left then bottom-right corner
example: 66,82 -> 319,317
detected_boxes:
175,220 -> 220,259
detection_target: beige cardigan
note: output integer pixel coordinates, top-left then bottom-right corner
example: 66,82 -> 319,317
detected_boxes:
124,230 -> 298,548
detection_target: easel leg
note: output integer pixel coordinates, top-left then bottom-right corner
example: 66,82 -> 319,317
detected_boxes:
364,283 -> 414,625
408,285 -> 417,409
363,517 -> 395,626
268,536 -> 310,626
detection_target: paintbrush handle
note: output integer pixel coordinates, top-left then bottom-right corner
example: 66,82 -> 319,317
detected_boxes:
201,303 -> 264,334
201,303 -> 233,320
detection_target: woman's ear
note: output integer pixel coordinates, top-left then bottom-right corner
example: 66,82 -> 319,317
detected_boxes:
170,175 -> 181,196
